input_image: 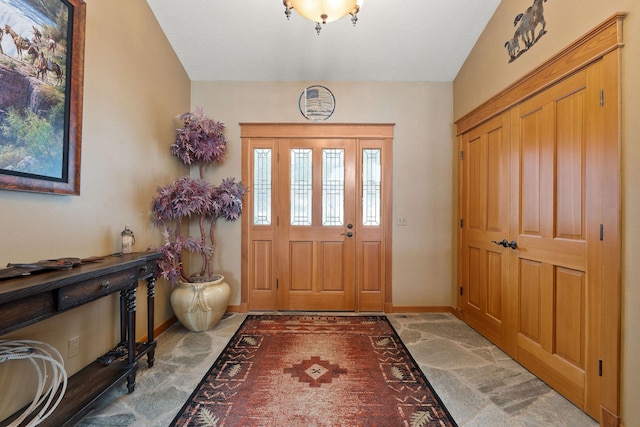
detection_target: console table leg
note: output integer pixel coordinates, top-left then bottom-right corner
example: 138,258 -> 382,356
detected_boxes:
146,276 -> 156,368
119,290 -> 126,344
126,287 -> 138,393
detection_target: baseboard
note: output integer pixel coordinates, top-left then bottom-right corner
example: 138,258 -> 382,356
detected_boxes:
227,305 -> 242,313
139,315 -> 177,343
228,305 -> 458,314
601,406 -> 621,427
388,306 -> 456,314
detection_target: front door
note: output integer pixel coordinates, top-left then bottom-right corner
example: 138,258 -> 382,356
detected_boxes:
242,123 -> 393,312
277,138 -> 357,310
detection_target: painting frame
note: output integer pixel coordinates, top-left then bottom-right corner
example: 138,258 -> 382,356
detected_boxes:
0,0 -> 86,195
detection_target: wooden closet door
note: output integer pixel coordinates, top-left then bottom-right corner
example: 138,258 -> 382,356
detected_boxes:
456,17 -> 622,423
509,66 -> 603,417
459,112 -> 511,349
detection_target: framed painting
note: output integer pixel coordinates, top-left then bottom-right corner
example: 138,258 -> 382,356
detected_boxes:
0,0 -> 86,195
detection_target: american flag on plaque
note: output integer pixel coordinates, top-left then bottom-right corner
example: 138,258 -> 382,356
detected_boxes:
299,85 -> 335,121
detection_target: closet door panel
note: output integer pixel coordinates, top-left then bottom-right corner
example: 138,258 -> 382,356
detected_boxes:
460,112 -> 510,348
511,70 -> 589,409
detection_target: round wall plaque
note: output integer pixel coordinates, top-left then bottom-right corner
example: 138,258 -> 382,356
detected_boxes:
299,85 -> 335,121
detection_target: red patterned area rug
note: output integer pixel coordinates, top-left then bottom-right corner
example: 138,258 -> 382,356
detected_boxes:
170,315 -> 458,427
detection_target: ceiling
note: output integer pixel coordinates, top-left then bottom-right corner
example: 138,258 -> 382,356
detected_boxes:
145,0 -> 501,82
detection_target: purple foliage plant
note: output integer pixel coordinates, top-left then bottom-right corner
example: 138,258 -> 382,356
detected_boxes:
151,108 -> 247,285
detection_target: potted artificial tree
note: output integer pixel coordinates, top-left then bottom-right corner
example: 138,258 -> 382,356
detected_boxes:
151,108 -> 246,332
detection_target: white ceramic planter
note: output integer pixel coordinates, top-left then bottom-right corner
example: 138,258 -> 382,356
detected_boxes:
170,275 -> 230,332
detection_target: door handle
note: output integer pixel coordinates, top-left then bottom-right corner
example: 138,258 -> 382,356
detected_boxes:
340,231 -> 354,238
491,239 -> 509,248
490,239 -> 517,249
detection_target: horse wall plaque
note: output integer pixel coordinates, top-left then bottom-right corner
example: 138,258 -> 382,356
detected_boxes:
505,0 -> 548,63
0,0 -> 86,195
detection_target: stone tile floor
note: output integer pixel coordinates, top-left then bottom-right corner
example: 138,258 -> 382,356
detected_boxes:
76,313 -> 598,426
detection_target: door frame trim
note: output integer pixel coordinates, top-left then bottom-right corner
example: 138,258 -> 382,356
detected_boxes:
455,13 -> 626,135
241,123 -> 395,139
240,123 -> 395,312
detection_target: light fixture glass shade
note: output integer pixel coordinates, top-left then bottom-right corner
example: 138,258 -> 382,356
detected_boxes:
290,0 -> 358,24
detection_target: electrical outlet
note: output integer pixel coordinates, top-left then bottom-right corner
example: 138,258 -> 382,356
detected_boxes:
397,216 -> 408,226
68,336 -> 79,358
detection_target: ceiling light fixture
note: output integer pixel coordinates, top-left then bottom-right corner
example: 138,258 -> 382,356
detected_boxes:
283,0 -> 363,35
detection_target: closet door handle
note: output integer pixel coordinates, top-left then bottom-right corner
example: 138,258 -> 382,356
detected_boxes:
491,239 -> 509,248
340,232 -> 354,238
508,240 -> 518,250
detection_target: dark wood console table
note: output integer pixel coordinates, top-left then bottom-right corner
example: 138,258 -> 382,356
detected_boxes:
0,251 -> 162,427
